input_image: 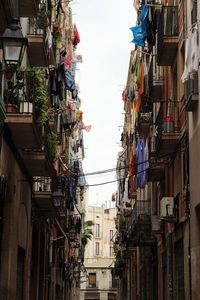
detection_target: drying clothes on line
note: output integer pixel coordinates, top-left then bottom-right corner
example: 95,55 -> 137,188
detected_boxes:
133,0 -> 140,12
64,69 -> 76,92
146,10 -> 157,48
181,25 -> 199,83
130,25 -> 145,47
64,49 -> 73,72
73,24 -> 80,47
140,5 -> 149,39
135,138 -> 149,189
122,177 -> 129,203
46,27 -> 53,49
129,141 -> 137,176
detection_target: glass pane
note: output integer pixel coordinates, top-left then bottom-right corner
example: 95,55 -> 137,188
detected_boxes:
4,43 -> 21,62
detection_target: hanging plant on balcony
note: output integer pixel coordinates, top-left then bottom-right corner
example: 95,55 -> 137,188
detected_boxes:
25,67 -> 49,126
46,132 -> 58,157
37,2 -> 49,30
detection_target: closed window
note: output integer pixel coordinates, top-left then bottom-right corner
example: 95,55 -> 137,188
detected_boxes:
110,230 -> 113,241
88,273 -> 96,288
110,246 -> 113,256
95,242 -> 100,256
95,224 -> 100,237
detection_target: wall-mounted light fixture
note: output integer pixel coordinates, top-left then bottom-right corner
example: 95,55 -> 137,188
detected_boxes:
1,18 -> 28,67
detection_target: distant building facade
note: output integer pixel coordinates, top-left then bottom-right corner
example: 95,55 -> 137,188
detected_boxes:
80,205 -> 117,300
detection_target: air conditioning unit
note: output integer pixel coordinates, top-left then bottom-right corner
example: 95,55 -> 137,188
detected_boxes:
160,197 -> 175,221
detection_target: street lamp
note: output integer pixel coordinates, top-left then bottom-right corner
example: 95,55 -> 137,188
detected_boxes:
52,188 -> 64,208
69,227 -> 76,242
1,18 -> 28,67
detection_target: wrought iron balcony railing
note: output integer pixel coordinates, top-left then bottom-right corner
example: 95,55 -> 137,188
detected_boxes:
128,200 -> 151,229
153,101 -> 185,156
33,176 -> 52,192
157,6 -> 178,66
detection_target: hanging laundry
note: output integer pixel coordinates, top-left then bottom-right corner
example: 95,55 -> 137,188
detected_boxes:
130,25 -> 145,47
73,24 -> 80,47
64,68 -> 76,92
46,27 -> 53,49
122,177 -> 129,202
64,49 -> 73,72
122,89 -> 127,101
138,58 -> 145,96
181,25 -> 199,82
190,26 -> 199,73
139,5 -> 149,39
133,0 -> 140,12
135,138 -> 148,189
129,140 -> 137,176
146,10 -> 157,48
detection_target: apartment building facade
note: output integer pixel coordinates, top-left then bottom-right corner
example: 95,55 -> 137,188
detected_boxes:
0,0 -> 86,299
114,0 -> 199,299
80,205 -> 117,300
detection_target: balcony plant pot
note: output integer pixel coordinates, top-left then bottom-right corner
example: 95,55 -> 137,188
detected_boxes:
163,116 -> 174,133
5,103 -> 16,113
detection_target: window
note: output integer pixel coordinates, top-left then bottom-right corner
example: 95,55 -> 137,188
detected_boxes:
88,273 -> 96,288
109,246 -> 113,257
110,230 -> 113,241
95,242 -> 100,256
95,224 -> 100,237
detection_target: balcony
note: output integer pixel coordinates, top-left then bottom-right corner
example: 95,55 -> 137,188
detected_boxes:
22,149 -> 55,176
157,6 -> 178,66
127,200 -> 151,230
149,58 -> 163,100
27,19 -> 49,67
32,177 -> 56,217
136,112 -> 152,136
19,0 -> 40,17
154,102 -> 183,156
184,71 -> 199,111
126,201 -> 156,247
148,153 -> 165,182
4,70 -> 44,149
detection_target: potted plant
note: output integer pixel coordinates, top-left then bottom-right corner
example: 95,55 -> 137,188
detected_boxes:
163,116 -> 174,133
4,81 -> 19,113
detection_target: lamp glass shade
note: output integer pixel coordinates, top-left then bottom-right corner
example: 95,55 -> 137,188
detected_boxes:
52,189 -> 64,207
69,227 -> 76,241
3,41 -> 21,64
1,19 -> 27,66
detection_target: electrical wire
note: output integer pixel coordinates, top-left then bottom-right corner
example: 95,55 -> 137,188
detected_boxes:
57,143 -> 184,187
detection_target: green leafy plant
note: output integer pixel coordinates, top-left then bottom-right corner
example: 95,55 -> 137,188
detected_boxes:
46,132 -> 58,157
37,2 -> 49,30
25,67 -> 49,126
81,220 -> 94,247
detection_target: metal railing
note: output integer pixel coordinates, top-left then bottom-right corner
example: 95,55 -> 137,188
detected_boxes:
33,176 -> 52,192
3,70 -> 38,114
157,6 -> 178,51
28,0 -> 49,35
161,6 -> 178,36
128,200 -> 151,229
